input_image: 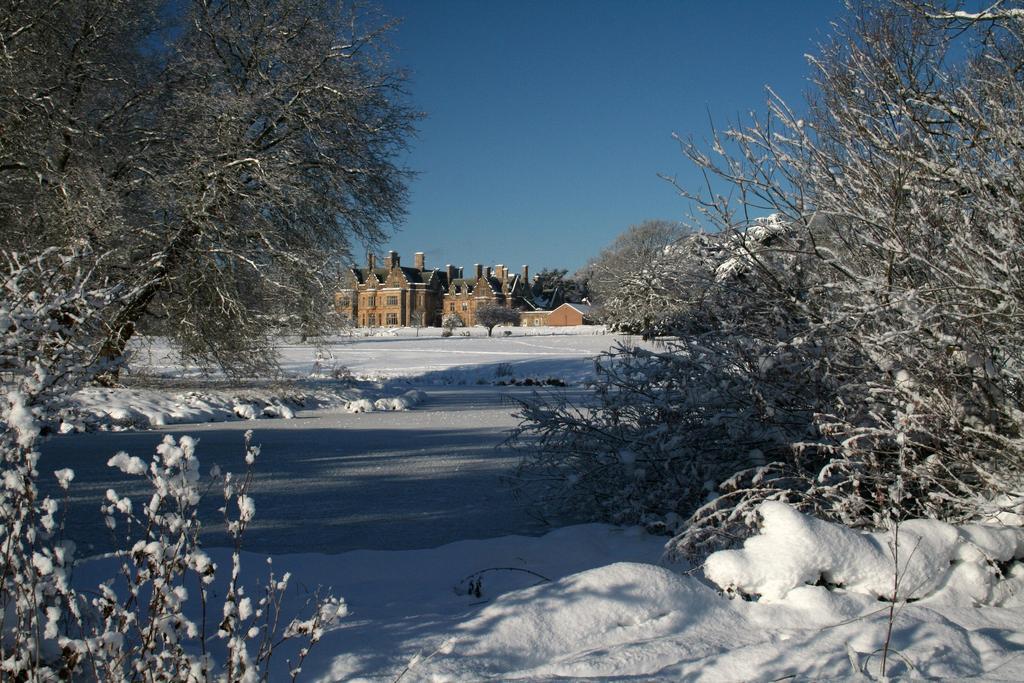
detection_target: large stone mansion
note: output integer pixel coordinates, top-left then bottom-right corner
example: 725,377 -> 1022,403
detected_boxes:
336,250 -> 535,328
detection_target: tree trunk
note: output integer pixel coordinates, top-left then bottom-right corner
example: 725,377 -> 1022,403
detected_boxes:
95,223 -> 200,385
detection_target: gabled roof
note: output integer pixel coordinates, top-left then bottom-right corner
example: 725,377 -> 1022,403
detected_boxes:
431,269 -> 450,289
554,302 -> 595,315
399,266 -> 432,285
519,298 -> 544,311
351,265 -> 443,288
447,278 -> 476,293
351,267 -> 390,285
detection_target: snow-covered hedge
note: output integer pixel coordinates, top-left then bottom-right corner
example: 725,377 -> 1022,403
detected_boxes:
705,502 -> 1024,605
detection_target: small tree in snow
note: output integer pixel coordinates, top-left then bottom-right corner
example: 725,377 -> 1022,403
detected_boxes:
441,312 -> 465,337
475,304 -> 521,337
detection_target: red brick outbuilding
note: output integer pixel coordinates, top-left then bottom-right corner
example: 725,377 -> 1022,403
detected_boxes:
547,303 -> 595,326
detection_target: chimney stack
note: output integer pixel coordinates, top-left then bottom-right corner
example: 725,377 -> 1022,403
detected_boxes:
367,252 -> 376,270
496,264 -> 506,282
521,265 -> 529,282
485,266 -> 492,279
385,250 -> 399,269
414,252 -> 425,270
474,264 -> 483,279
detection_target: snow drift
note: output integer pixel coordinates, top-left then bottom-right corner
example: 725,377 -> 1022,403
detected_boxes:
704,501 -> 1024,604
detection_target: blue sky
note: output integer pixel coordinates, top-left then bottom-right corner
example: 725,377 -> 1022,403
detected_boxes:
375,0 -> 844,275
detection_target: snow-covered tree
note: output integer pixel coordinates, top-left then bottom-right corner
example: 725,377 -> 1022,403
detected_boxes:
580,220 -> 689,333
441,312 -> 465,337
475,304 -> 521,337
513,0 -> 1024,557
0,0 -> 418,379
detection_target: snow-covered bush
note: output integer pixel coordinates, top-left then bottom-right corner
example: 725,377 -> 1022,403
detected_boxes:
510,219 -> 837,532
514,2 -> 1024,556
509,336 -> 790,529
344,390 -> 427,413
345,398 -> 377,413
669,3 -> 1024,554
705,502 -> 1024,605
81,431 -> 345,681
374,389 -> 426,411
0,248 -> 117,676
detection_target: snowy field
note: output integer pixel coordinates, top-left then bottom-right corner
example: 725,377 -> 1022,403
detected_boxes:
39,326 -> 1024,681
130,324 -> 614,384
57,327 -> 616,432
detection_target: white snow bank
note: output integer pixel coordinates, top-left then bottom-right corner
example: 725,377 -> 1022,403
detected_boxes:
345,389 -> 427,413
373,389 -> 426,411
419,540 -> 1024,681
66,518 -> 1024,681
343,398 -> 376,413
705,501 -> 1024,603
434,562 -> 745,680
62,387 -> 320,433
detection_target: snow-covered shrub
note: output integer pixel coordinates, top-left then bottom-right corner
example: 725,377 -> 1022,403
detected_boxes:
345,398 -> 376,413
510,220 -> 837,531
80,431 -> 346,681
705,502 -> 1024,605
0,248 -> 116,677
668,3 -> 1024,554
0,250 -> 342,679
262,402 -> 295,419
509,335 -> 794,529
234,402 -> 259,420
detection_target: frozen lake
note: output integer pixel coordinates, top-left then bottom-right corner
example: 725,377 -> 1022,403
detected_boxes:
40,385 -> 582,557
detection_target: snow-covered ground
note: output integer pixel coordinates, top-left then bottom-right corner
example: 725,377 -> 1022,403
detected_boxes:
39,327 -> 1024,681
129,325 -> 615,385
40,385 -> 571,557
66,515 -> 1024,682
60,327 -> 618,431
